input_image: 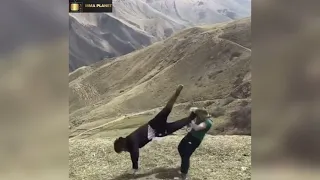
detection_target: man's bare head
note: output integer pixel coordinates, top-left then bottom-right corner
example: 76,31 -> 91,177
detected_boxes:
114,137 -> 126,153
190,107 -> 211,124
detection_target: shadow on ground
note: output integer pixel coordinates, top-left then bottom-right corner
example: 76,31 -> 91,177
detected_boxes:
108,167 -> 201,180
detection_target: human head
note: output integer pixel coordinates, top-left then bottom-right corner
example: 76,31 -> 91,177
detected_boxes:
114,137 -> 126,153
190,107 -> 211,124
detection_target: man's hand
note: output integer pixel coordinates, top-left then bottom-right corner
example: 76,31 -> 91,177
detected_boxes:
186,126 -> 192,132
186,120 -> 196,132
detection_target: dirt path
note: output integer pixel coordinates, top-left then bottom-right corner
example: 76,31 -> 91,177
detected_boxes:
69,107 -> 161,140
221,38 -> 251,52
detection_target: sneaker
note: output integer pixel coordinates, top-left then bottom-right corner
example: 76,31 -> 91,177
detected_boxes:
177,84 -> 184,92
152,137 -> 163,141
181,173 -> 188,180
173,174 -> 188,180
189,107 -> 199,112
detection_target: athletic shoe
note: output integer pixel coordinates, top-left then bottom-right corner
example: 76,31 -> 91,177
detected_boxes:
152,137 -> 163,141
181,173 -> 188,180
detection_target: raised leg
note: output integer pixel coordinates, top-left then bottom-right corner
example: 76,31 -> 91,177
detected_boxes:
149,85 -> 184,133
164,84 -> 184,111
166,116 -> 193,135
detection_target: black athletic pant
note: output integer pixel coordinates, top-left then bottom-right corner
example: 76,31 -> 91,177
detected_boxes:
149,107 -> 192,137
178,133 -> 201,174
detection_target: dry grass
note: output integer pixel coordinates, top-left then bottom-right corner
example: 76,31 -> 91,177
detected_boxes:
69,18 -> 251,130
69,135 -> 251,180
208,99 -> 251,135
69,106 -> 251,179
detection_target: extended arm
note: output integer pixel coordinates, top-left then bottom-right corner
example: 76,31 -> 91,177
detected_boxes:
129,143 -> 140,170
190,121 -> 207,131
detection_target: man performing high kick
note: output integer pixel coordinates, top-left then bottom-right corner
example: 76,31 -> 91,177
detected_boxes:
114,85 -> 196,173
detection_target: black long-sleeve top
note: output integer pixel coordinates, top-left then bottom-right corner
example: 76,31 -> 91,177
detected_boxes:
124,123 -> 152,169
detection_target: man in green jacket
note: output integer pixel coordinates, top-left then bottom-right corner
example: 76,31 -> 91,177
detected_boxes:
177,108 -> 213,180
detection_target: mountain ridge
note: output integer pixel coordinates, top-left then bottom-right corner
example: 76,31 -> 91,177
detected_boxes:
69,0 -> 251,71
69,17 -> 251,132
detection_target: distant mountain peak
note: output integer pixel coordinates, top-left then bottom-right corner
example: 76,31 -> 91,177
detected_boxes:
69,0 -> 251,71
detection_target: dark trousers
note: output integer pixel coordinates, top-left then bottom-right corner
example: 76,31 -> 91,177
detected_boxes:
178,134 -> 201,174
149,107 -> 192,137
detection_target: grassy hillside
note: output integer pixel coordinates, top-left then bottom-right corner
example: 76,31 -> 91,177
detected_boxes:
69,136 -> 251,180
69,18 -> 251,134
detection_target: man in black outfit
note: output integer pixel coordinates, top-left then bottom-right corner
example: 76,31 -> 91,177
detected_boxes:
113,85 -> 196,174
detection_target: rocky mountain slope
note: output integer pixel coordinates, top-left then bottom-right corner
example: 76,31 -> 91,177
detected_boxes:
69,14 -> 155,71
69,17 -> 251,135
144,0 -> 251,24
69,0 -> 251,71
